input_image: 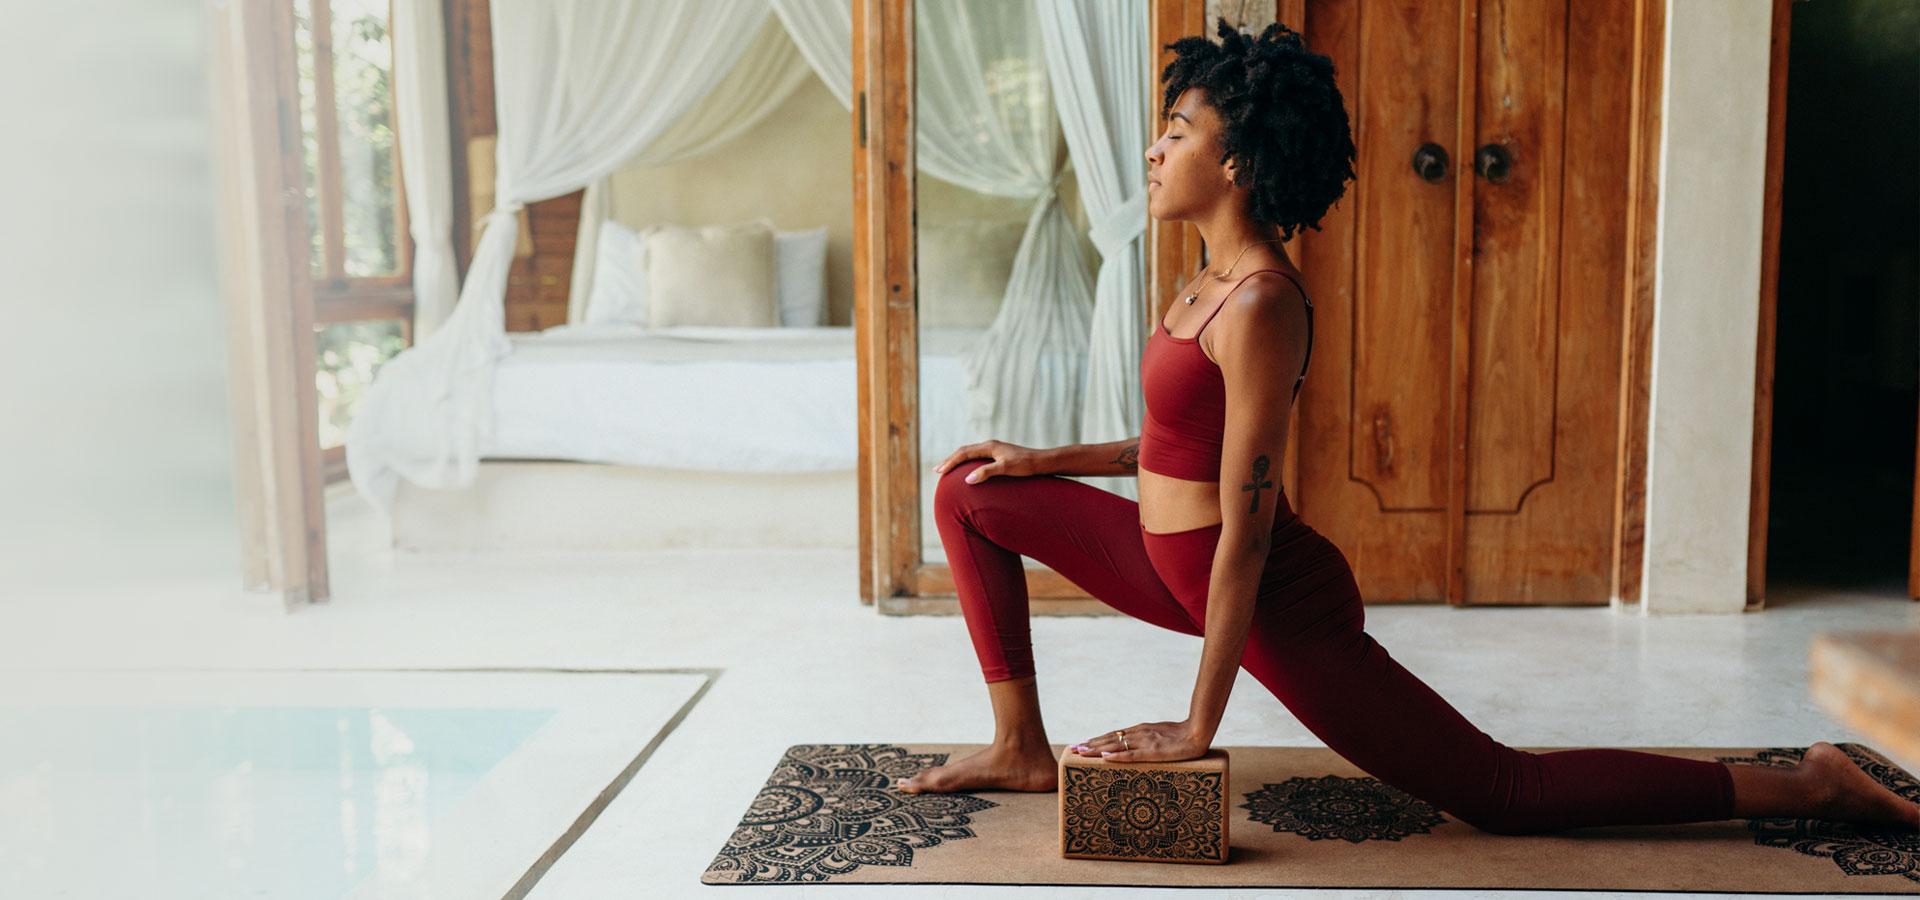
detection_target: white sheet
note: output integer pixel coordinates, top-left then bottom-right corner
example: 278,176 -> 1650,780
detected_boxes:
485,324 -> 988,472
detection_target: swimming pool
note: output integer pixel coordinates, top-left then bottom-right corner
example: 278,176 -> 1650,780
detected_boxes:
0,670 -> 708,899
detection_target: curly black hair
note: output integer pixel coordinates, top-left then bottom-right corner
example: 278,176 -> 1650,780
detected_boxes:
1159,18 -> 1357,240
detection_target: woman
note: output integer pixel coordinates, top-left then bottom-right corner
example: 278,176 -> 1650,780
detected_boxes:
894,19 -> 1916,835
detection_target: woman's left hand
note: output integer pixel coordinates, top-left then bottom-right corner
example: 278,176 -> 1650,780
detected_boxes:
1069,720 -> 1209,763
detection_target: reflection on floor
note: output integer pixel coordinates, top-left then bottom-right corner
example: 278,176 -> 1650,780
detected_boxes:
0,482 -> 1912,899
0,669 -> 706,900
2,705 -> 550,898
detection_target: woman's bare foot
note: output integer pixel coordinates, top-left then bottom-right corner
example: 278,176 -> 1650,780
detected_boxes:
894,742 -> 1058,793
1799,742 -> 1920,830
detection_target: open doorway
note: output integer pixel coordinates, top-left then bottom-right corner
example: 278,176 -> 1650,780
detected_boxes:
1766,0 -> 1919,593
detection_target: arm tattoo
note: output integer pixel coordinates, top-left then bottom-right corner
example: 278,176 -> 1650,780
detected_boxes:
1241,455 -> 1273,514
1110,443 -> 1138,471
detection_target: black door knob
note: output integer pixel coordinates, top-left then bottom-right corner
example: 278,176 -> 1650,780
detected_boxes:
1475,143 -> 1513,184
1411,142 -> 1449,183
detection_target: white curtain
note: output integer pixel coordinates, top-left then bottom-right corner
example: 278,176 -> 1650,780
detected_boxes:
568,12 -> 816,320
572,0 -> 853,320
920,0 -> 1093,452
771,0 -> 1098,449
769,0 -> 854,108
1038,0 -> 1151,499
391,0 -> 459,338
348,0 -> 771,513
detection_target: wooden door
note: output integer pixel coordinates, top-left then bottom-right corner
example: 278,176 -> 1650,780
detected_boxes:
1293,0 -> 1466,604
1295,0 -> 1636,605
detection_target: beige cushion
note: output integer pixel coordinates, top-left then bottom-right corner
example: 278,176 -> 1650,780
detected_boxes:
917,219 -> 1026,328
644,221 -> 779,327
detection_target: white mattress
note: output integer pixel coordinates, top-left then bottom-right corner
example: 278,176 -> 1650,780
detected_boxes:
485,324 -> 988,472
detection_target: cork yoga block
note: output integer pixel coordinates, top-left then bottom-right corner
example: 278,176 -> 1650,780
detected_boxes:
1058,748 -> 1230,864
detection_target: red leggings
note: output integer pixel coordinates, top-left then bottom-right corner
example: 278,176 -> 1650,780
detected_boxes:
932,458 -> 1736,834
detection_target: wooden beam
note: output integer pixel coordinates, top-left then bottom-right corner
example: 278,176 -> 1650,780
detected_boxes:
1747,0 -> 1793,611
1610,0 -> 1665,608
853,0 -> 877,604
442,0 -> 477,278
311,0 -> 348,281
874,0 -> 919,603
387,0 -> 415,281
204,0 -> 331,607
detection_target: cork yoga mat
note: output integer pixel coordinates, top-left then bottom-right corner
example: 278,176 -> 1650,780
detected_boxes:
701,742 -> 1920,892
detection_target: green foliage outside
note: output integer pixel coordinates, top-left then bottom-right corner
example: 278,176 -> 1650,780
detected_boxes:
294,0 -> 401,280
317,320 -> 407,449
293,0 -> 410,454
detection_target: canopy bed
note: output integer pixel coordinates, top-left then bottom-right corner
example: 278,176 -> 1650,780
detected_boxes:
349,0 -> 1153,552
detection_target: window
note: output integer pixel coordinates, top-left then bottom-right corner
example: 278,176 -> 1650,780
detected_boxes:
293,0 -> 413,482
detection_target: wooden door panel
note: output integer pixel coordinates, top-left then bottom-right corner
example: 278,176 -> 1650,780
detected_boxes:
1466,0 -> 1564,513
1351,0 -> 1461,512
1299,0 -> 1636,605
1461,0 -> 1632,605
1299,0 -> 1463,603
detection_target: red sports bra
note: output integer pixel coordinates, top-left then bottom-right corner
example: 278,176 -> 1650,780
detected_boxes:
1137,269 -> 1314,482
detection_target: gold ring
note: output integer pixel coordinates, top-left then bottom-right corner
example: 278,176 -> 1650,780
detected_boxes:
1121,734 -> 1130,750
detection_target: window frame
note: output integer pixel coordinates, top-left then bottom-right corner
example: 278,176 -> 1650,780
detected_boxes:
301,0 -> 416,482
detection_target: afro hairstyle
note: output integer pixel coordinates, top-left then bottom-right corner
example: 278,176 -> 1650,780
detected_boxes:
1159,18 -> 1357,240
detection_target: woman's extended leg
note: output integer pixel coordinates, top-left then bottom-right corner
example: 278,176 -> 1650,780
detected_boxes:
1182,519 -> 1916,833
897,458 -> 1201,794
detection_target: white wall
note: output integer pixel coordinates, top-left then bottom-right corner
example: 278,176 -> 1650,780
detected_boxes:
1637,0 -> 1775,613
0,0 -> 239,598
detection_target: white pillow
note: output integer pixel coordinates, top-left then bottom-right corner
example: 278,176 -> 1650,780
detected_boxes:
773,226 -> 830,327
581,220 -> 651,326
917,219 -> 1026,328
643,221 -> 780,328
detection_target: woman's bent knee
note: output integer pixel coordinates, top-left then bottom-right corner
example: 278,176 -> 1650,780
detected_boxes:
933,458 -> 993,519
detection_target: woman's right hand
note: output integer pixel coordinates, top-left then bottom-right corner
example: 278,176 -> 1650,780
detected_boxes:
932,440 -> 1051,484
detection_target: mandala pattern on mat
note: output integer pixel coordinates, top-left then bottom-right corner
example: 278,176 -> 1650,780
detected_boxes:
1241,774 -> 1446,843
1060,766 -> 1226,860
1716,743 -> 1920,884
703,744 -> 998,884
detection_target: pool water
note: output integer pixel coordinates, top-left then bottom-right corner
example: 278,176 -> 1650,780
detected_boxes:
0,705 -> 557,899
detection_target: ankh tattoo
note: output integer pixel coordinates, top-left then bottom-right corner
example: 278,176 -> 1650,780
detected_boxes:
1242,455 -> 1273,514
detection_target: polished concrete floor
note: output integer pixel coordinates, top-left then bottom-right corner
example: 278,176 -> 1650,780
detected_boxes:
5,484 -> 1914,899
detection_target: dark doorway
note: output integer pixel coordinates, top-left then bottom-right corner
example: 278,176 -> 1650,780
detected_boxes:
1767,0 -> 1919,592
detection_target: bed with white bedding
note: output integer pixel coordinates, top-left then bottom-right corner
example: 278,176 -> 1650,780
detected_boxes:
378,322 -> 991,552
350,210 -> 1048,550
487,323 -> 986,470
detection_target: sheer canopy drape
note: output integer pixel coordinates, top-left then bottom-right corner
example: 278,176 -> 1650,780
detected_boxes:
577,0 -> 1103,454
1037,0 -> 1151,499
769,0 -> 854,107
918,0 -> 1093,451
348,0 -> 771,512
391,0 -> 459,338
568,13 -> 816,319
358,0 -> 1150,514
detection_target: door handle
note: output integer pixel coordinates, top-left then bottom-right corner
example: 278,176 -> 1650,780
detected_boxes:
1411,142 -> 1449,183
1474,142 -> 1513,184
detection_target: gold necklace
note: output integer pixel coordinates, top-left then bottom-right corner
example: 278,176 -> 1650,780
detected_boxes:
1183,236 -> 1287,304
